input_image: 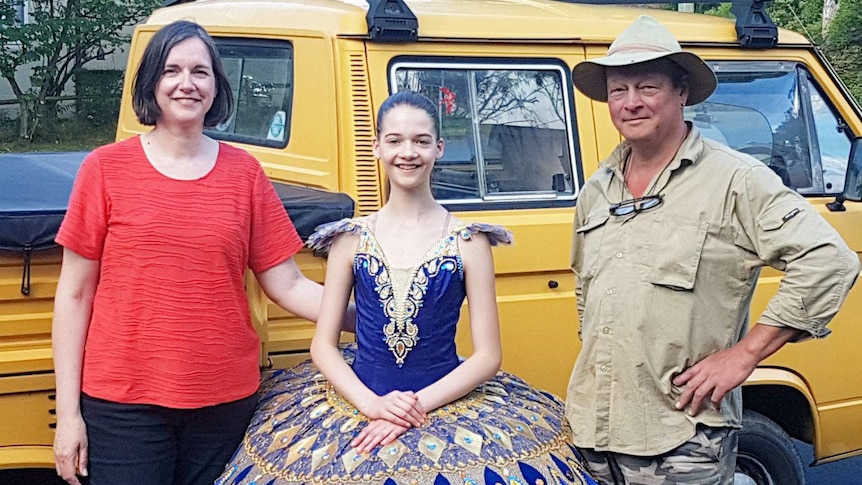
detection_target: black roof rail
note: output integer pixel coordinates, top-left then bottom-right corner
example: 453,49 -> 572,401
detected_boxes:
158,0 -> 419,42
552,0 -> 778,49
730,0 -> 778,48
366,0 -> 418,43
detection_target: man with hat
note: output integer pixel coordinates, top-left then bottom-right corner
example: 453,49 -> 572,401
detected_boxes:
566,15 -> 859,484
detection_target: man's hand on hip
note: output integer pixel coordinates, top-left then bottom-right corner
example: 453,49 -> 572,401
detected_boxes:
672,323 -> 803,416
672,345 -> 758,415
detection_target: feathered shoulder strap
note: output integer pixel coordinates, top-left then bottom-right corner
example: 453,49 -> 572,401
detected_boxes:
456,223 -> 513,246
307,218 -> 364,253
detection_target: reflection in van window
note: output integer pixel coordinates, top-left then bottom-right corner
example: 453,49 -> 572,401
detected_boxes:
392,65 -> 576,203
206,39 -> 293,148
808,77 -> 852,192
688,62 -> 852,195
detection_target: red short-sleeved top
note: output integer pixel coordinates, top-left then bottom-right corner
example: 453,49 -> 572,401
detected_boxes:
56,136 -> 303,408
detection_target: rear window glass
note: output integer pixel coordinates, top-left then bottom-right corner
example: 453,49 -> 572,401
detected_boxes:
206,38 -> 293,148
391,60 -> 579,207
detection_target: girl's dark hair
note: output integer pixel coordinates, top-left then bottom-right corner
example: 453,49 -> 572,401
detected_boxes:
132,20 -> 233,127
376,91 -> 439,139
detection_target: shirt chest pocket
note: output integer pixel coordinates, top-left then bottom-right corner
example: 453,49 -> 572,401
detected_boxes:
648,218 -> 710,291
574,210 -> 610,280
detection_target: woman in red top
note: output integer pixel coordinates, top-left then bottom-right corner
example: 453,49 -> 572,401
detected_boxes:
51,20 -> 338,485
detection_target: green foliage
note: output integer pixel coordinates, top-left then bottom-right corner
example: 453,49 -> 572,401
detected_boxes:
824,0 -> 862,102
703,3 -> 733,17
828,0 -> 862,40
0,114 -> 115,152
0,0 -> 159,140
768,0 -> 825,43
75,69 -> 123,127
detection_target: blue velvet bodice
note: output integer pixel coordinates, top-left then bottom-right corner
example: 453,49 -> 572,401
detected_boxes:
352,228 -> 465,395
308,218 -> 513,396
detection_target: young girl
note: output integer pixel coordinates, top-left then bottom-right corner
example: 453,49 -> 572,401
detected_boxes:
218,92 -> 596,485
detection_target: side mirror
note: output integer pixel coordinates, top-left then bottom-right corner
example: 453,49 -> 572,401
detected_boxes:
843,137 -> 862,202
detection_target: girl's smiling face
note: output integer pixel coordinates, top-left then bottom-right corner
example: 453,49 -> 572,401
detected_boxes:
374,104 -> 445,192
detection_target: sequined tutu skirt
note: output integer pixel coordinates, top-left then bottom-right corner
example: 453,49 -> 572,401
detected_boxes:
217,348 -> 596,485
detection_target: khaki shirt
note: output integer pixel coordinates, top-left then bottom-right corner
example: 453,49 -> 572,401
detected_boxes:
566,125 -> 859,455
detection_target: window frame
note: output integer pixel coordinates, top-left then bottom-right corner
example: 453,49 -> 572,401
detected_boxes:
388,56 -> 582,210
205,37 -> 294,149
799,67 -> 855,194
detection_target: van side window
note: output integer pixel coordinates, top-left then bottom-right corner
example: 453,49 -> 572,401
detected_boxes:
686,61 -> 852,195
205,39 -> 293,148
391,63 -> 578,206
807,76 -> 853,193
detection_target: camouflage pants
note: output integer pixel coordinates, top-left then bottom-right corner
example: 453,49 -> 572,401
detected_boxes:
579,426 -> 738,485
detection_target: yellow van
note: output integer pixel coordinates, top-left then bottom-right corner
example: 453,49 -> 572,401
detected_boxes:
1,1 -> 861,483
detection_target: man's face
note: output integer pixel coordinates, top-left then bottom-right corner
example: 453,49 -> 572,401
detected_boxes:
606,65 -> 688,145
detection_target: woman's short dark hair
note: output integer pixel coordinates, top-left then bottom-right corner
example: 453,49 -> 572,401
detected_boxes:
132,20 -> 233,127
376,91 -> 440,139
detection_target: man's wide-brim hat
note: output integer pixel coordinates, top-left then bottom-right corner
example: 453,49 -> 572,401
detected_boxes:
573,15 -> 717,106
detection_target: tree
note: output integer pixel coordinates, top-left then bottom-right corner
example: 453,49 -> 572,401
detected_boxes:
768,0 -> 825,43
0,0 -> 159,140
823,0 -> 862,102
823,0 -> 838,33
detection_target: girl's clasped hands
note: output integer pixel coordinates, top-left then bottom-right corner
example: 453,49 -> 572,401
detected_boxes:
350,390 -> 426,453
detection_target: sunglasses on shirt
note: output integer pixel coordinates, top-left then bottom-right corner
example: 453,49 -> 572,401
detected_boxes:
608,194 -> 664,217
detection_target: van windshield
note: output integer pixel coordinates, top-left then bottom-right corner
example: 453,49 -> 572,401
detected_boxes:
687,62 -> 853,194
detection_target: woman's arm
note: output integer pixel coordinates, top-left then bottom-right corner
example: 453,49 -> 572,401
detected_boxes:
256,256 -> 355,333
415,232 -> 502,412
309,234 -> 424,427
53,248 -> 100,485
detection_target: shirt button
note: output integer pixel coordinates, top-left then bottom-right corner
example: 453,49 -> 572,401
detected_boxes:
602,327 -> 610,335
600,365 -> 608,372
606,288 -> 614,295
615,252 -> 623,258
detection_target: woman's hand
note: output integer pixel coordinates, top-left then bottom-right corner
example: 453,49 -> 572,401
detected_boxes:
54,413 -> 88,485
351,418 -> 410,454
364,390 -> 426,428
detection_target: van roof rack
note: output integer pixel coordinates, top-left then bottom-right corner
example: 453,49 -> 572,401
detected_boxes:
161,0 -> 419,42
366,0 -> 418,42
554,0 -> 777,48
160,0 -> 773,48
